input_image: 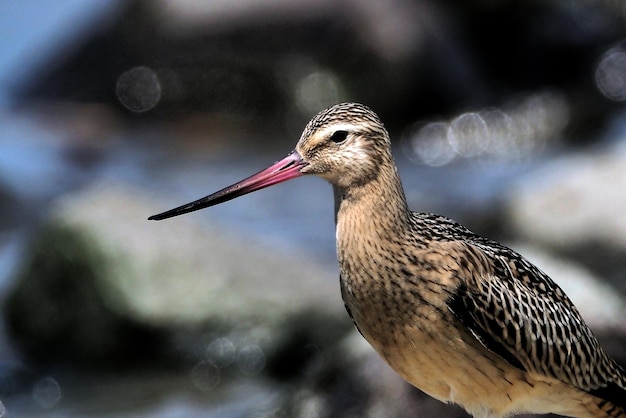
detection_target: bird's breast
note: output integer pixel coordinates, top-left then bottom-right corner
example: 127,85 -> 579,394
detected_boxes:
338,247 -> 457,357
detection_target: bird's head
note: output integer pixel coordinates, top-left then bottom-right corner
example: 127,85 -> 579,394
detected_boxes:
296,102 -> 391,189
149,102 -> 391,220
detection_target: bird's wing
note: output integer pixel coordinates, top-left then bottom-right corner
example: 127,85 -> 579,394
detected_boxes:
447,240 -> 625,399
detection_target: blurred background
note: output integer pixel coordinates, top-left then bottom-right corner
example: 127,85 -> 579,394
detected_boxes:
1,0 -> 626,417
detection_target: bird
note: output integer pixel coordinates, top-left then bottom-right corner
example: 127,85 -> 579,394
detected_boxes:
149,102 -> 626,418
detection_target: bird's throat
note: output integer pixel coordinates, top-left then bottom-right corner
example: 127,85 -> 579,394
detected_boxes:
333,167 -> 410,251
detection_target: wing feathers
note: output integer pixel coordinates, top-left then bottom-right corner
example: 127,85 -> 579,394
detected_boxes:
447,242 -> 626,398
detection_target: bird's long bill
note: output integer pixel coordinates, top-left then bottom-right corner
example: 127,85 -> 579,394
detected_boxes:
149,150 -> 307,221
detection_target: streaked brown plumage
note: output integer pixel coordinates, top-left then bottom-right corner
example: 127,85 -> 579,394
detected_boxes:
150,102 -> 626,418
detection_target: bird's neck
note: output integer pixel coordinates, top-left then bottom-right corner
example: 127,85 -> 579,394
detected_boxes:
333,163 -> 410,250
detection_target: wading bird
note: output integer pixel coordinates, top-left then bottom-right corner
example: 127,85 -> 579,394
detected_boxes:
150,102 -> 626,418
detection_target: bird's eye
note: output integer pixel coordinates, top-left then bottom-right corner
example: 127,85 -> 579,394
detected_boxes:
329,130 -> 348,144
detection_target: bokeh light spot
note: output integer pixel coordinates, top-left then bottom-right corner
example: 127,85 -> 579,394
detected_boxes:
401,90 -> 569,166
237,344 -> 265,376
295,70 -> 343,114
448,112 -> 489,158
207,337 -> 236,368
480,108 -> 516,158
32,377 -> 62,409
403,121 -> 455,166
116,66 -> 162,112
190,361 -> 221,392
595,48 -> 626,101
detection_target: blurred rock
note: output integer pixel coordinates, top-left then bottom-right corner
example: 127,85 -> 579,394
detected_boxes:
506,150 -> 626,291
4,181 -> 345,366
262,330 -> 471,418
16,0 -> 626,143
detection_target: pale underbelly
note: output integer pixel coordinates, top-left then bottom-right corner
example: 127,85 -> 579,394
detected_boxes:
356,318 -> 588,417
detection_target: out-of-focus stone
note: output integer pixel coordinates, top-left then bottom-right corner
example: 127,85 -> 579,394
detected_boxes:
4,181 -> 344,365
506,151 -> 626,288
508,152 -> 626,249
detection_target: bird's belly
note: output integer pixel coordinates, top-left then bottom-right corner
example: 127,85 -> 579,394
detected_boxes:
352,309 -> 572,417
360,317 -> 508,403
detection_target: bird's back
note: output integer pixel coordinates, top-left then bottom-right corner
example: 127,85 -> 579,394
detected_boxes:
433,212 -> 626,417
